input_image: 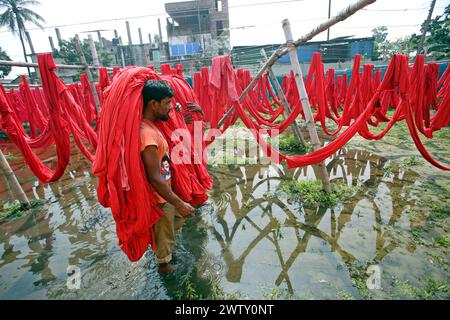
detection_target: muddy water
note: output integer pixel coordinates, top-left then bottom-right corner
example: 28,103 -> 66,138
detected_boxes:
0,140 -> 448,300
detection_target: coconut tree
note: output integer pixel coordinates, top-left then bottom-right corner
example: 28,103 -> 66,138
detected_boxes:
0,0 -> 45,78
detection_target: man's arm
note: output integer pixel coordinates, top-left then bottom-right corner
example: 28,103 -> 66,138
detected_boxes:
141,145 -> 194,217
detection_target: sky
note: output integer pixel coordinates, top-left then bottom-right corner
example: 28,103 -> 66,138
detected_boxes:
0,0 -> 448,78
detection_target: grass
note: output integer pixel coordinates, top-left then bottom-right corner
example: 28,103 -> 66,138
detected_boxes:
279,179 -> 355,208
393,277 -> 450,300
278,134 -> 313,154
0,199 -> 46,222
434,235 -> 450,248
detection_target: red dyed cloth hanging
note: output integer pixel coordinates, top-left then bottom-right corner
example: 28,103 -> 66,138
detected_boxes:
93,67 -> 164,262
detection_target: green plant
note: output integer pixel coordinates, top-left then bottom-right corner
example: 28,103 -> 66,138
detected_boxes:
0,199 -> 45,222
279,134 -> 312,154
280,180 -> 355,208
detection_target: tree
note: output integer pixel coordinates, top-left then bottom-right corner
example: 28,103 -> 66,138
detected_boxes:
417,4 -> 449,59
53,37 -> 114,81
0,46 -> 12,78
372,26 -> 388,43
0,0 -> 45,77
372,5 -> 449,62
372,26 -> 389,60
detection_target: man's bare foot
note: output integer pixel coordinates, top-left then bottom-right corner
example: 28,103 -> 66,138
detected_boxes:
158,263 -> 176,273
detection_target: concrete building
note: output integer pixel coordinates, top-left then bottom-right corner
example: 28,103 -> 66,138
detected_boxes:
165,0 -> 230,59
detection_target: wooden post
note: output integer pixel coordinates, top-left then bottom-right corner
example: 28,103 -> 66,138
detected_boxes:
25,31 -> 38,83
88,34 -> 101,69
139,28 -> 147,66
138,28 -> 144,45
157,19 -> 163,48
148,34 -> 153,48
55,28 -> 63,45
97,30 -> 103,49
0,150 -> 30,207
282,19 -> 331,192
74,35 -> 101,113
119,37 -> 126,66
327,0 -> 332,41
260,48 -> 306,147
126,21 -> 135,65
49,36 -> 56,52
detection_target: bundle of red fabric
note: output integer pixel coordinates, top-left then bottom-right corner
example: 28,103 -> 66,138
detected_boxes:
93,67 -> 164,262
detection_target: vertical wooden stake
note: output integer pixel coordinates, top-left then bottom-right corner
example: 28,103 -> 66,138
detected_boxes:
88,34 -> 101,69
282,19 -> 331,193
74,35 -> 101,114
0,150 -> 30,207
260,48 -> 307,147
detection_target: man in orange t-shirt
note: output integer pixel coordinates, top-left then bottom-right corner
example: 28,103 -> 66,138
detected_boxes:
140,80 -> 194,273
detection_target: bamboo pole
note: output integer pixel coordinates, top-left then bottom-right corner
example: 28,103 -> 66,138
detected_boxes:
260,48 -> 306,147
0,150 -> 30,207
283,18 -> 331,193
74,35 -> 101,113
217,0 -> 376,127
88,34 -> 101,71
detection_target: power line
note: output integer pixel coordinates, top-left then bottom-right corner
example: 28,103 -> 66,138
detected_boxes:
0,0 -> 306,34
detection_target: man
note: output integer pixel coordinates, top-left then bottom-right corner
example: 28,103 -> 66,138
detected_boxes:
140,80 -> 195,273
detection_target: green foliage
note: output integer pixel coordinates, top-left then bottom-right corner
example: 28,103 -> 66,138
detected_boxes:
337,290 -> 355,300
0,0 -> 45,65
0,199 -> 45,222
55,38 -> 114,80
372,5 -> 449,61
394,278 -> 450,300
435,236 -> 450,248
419,4 -> 450,58
0,46 -> 12,78
280,179 -> 355,208
176,273 -> 200,300
279,134 -> 312,154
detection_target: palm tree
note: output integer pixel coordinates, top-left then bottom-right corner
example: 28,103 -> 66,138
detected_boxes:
0,0 -> 45,78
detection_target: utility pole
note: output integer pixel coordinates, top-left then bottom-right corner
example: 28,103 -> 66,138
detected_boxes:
327,0 -> 332,41
418,0 -> 437,54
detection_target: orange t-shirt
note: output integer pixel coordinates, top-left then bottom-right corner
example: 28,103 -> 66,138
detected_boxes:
140,118 -> 172,204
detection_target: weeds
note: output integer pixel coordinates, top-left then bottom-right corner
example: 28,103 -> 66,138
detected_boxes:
279,134 -> 313,154
279,179 -> 355,208
0,199 -> 46,222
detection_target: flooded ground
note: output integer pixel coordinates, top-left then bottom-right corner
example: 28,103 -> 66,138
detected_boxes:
0,123 -> 449,300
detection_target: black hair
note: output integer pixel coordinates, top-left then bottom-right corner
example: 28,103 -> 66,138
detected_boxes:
142,80 -> 174,109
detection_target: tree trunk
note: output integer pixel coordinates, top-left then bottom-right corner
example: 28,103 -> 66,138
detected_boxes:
18,26 -> 32,79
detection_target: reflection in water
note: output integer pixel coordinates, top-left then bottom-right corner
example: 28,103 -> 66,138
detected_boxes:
0,142 -> 446,299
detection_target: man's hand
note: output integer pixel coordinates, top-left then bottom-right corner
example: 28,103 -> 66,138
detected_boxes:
176,201 -> 195,218
186,102 -> 204,116
183,113 -> 194,124
175,103 -> 183,113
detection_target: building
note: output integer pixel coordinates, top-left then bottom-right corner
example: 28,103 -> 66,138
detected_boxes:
165,0 -> 230,60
